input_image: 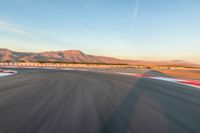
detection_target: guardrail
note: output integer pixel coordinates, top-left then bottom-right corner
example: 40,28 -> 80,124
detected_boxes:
0,62 -> 129,68
0,63 -> 199,70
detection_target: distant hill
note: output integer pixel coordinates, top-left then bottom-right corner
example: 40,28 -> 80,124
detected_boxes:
0,48 -> 199,68
0,48 -> 124,64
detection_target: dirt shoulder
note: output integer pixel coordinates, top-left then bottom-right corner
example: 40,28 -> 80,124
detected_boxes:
156,69 -> 200,80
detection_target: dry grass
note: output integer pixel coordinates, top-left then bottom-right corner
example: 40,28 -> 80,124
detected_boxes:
157,69 -> 200,80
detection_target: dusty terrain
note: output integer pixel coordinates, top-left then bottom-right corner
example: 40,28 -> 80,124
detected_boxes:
1,48 -> 199,68
157,69 -> 200,80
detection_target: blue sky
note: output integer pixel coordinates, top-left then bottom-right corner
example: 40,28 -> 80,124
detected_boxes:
0,0 -> 200,63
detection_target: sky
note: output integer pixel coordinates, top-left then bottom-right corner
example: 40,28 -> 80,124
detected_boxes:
0,0 -> 200,63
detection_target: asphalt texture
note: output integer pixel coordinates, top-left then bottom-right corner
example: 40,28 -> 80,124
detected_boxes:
0,69 -> 200,133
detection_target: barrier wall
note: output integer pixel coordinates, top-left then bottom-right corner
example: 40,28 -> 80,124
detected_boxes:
0,62 -> 128,68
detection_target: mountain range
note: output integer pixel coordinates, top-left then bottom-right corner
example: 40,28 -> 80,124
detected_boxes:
0,48 -> 199,68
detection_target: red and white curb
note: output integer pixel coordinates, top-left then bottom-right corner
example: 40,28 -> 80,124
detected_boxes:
0,69 -> 17,77
150,77 -> 200,89
175,79 -> 200,88
115,72 -> 200,89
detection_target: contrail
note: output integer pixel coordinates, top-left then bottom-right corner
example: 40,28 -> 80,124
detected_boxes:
132,0 -> 140,30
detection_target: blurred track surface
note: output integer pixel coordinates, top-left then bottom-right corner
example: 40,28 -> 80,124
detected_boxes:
0,69 -> 200,133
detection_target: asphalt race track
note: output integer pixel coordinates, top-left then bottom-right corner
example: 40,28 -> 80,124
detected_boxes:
0,69 -> 200,133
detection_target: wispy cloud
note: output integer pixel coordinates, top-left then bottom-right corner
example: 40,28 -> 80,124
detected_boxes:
0,20 -> 32,35
133,0 -> 140,21
132,0 -> 140,29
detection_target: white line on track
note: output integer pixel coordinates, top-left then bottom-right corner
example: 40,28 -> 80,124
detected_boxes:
114,72 -> 200,89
